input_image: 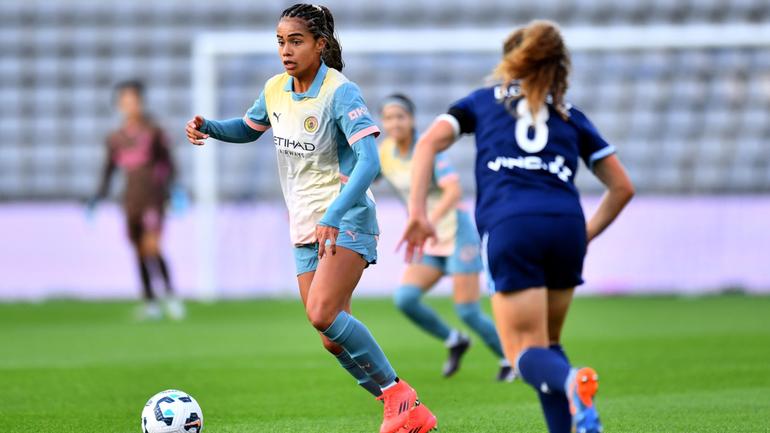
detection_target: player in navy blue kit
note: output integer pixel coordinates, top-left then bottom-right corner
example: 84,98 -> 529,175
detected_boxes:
400,21 -> 634,433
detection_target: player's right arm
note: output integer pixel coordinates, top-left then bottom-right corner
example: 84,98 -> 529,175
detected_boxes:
92,139 -> 116,202
400,98 -> 473,262
399,120 -> 455,262
186,90 -> 270,145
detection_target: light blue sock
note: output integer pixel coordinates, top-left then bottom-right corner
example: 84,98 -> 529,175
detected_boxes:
394,285 -> 452,341
323,311 -> 397,387
455,301 -> 504,358
335,350 -> 382,397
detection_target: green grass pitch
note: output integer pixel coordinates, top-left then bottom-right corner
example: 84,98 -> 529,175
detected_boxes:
1,295 -> 769,432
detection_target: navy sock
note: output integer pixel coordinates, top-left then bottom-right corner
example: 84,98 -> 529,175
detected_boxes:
517,346 -> 572,395
455,301 -> 505,358
535,344 -> 572,433
549,343 -> 569,362
393,285 -> 452,341
323,311 -> 397,387
335,350 -> 382,397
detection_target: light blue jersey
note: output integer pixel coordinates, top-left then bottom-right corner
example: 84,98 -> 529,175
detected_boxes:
244,62 -> 381,245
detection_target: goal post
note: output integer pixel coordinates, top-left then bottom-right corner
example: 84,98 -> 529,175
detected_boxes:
190,23 -> 770,298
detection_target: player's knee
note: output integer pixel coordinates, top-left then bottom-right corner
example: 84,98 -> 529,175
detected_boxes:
141,237 -> 159,257
305,302 -> 338,331
455,301 -> 481,324
393,285 -> 422,313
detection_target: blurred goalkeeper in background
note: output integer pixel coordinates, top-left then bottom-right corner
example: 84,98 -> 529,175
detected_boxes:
90,80 -> 184,321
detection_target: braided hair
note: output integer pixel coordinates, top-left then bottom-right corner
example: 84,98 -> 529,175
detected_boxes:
281,4 -> 344,71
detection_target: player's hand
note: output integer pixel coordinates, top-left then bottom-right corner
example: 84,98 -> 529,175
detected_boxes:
398,215 -> 436,263
186,115 -> 209,145
316,224 -> 339,259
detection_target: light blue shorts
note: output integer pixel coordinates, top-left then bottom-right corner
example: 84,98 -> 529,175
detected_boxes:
293,229 -> 378,276
421,210 -> 483,275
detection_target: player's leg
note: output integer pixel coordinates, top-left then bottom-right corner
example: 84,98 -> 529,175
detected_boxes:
297,268 -> 381,398
545,216 -> 600,433
485,216 -> 574,433
394,263 -> 458,343
528,288 -> 576,433
493,288 -> 577,433
452,273 -> 512,380
140,209 -> 173,294
139,209 -> 184,320
128,214 -> 161,320
547,288 -> 573,346
306,245 -> 431,433
396,261 -> 470,378
548,288 -> 601,433
306,246 -> 396,387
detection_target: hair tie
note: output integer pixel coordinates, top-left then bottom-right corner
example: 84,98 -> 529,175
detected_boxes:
381,95 -> 415,116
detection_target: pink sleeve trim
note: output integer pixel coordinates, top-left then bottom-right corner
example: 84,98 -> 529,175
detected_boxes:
437,172 -> 460,186
348,125 -> 381,145
242,115 -> 270,132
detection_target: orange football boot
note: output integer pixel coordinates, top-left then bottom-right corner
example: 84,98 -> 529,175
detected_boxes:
399,401 -> 438,433
377,380 -> 418,433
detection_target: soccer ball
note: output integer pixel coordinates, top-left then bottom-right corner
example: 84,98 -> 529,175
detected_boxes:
140,389 -> 203,433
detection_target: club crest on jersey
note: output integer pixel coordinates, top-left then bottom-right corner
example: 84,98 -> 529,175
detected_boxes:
304,116 -> 319,134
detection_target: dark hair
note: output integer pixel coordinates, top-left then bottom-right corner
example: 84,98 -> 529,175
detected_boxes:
281,4 -> 344,71
381,93 -> 415,116
495,21 -> 570,120
113,79 -> 145,102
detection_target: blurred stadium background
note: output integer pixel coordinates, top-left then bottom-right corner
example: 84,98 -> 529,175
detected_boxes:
2,0 -> 770,299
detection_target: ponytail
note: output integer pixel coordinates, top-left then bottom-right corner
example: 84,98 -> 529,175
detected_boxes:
495,21 -> 570,120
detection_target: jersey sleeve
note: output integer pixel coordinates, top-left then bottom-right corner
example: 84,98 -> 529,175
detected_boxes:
572,109 -> 616,169
444,93 -> 477,136
433,152 -> 459,186
243,90 -> 271,132
332,82 -> 380,145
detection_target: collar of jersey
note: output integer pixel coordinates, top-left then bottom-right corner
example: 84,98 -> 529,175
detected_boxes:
284,62 -> 328,101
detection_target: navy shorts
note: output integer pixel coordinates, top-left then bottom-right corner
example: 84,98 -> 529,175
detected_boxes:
482,215 -> 587,293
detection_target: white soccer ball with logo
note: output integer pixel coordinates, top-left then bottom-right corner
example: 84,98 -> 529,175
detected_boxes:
141,389 -> 203,433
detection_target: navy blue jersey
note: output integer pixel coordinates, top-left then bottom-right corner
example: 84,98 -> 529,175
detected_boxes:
446,83 -> 615,234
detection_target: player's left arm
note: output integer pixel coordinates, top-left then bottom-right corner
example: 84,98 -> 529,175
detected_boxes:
153,128 -> 176,183
428,153 -> 462,225
586,155 -> 634,242
93,138 -> 116,202
319,136 -> 380,229
317,83 -> 381,258
575,110 -> 635,241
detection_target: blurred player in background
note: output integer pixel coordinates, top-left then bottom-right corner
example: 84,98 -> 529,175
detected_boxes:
185,5 -> 436,432
378,94 -> 513,381
401,21 -> 634,433
90,80 -> 184,321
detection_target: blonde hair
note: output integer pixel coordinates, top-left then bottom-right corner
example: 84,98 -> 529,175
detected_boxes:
494,20 -> 570,120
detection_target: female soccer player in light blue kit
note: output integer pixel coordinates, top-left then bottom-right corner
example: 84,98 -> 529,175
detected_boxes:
185,5 -> 436,433
401,22 -> 634,433
378,94 -> 513,381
